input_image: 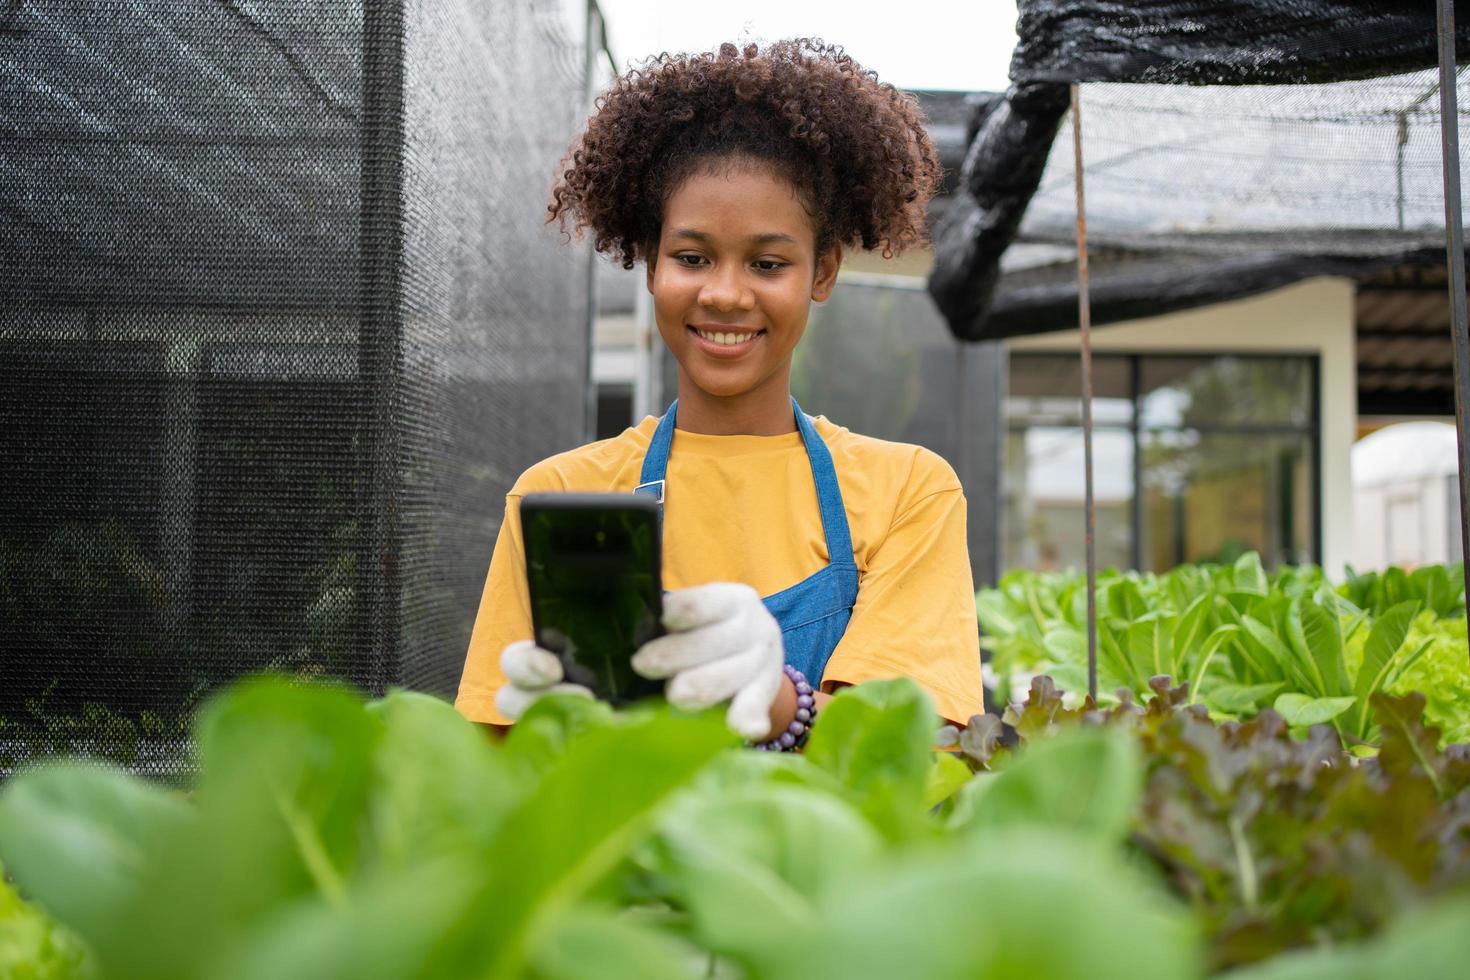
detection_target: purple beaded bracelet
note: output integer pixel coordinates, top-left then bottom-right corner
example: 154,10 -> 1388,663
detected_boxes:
753,664 -> 817,752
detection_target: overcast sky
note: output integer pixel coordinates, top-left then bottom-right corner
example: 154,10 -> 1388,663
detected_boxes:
593,0 -> 1019,93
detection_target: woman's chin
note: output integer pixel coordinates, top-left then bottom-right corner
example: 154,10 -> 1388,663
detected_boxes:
690,383 -> 753,401
680,369 -> 759,401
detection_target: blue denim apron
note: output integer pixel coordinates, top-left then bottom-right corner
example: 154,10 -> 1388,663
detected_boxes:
633,397 -> 860,682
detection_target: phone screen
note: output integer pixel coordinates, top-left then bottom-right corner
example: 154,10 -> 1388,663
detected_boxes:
520,493 -> 665,705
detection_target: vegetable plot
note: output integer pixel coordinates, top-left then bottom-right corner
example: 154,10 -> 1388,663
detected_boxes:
977,556 -> 1469,746
956,677 -> 1470,972
2,674 -> 1468,979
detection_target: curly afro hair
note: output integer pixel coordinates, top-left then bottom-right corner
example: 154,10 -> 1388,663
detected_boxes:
548,39 -> 943,269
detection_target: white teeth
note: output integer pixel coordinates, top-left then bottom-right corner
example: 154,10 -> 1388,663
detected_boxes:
697,329 -> 756,346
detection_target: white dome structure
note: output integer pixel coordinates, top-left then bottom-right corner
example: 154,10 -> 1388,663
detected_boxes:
1352,422 -> 1460,488
1351,422 -> 1462,572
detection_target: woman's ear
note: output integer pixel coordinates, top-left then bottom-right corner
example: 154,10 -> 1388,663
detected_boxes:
645,251 -> 657,292
811,243 -> 843,302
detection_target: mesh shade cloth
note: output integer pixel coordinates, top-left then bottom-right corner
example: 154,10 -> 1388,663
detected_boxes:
1012,0 -> 1468,86
1023,72 -> 1467,252
930,1 -> 1470,341
0,1 -> 591,777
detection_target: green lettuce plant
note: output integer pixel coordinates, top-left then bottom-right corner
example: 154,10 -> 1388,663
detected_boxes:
0,862 -> 94,980
0,677 -> 1197,980
959,677 -> 1470,972
1341,563 -> 1465,619
1,672 -> 1466,979
977,556 -> 1469,746
1370,614 -> 1470,746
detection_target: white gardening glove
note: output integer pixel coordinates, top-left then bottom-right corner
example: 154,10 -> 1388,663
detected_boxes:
630,582 -> 785,740
494,639 -> 594,720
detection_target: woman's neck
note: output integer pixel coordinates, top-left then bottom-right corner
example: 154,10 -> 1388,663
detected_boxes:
672,368 -> 796,435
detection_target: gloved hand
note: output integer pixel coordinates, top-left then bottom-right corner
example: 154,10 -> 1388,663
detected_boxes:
631,582 -> 785,740
494,638 -> 594,720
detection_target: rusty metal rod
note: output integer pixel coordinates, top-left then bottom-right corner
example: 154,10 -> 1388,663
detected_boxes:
1071,82 -> 1099,703
1437,0 -> 1470,663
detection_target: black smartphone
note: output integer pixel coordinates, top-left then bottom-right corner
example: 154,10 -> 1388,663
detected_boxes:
520,492 -> 666,705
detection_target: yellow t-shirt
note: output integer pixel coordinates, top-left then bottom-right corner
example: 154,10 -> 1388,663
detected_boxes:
454,415 -> 985,726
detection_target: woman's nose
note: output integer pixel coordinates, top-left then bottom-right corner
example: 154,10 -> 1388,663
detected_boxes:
698,266 -> 754,312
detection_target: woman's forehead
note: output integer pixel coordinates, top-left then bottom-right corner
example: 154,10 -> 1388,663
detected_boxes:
662,166 -> 816,244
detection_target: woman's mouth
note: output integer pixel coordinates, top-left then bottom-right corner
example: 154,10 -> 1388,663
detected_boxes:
688,325 -> 765,357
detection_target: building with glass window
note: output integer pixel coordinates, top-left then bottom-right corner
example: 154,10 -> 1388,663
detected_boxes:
1000,282 -> 1342,577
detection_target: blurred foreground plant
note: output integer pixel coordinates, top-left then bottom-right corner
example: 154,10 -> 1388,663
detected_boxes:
0,673 -> 1466,979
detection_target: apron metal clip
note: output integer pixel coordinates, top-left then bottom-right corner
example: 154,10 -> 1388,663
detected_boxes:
633,480 -> 665,504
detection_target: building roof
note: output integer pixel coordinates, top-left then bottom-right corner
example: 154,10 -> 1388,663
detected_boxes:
1357,265 -> 1461,416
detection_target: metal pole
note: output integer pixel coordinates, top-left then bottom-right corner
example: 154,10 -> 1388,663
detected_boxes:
1436,0 -> 1470,661
582,0 -> 601,443
1071,83 -> 1099,703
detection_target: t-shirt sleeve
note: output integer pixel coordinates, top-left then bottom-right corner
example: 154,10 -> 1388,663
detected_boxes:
822,460 -> 985,727
454,494 -> 532,725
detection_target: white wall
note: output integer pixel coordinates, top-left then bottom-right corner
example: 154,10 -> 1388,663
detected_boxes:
1007,277 -> 1357,579
1354,484 -> 1389,571
1353,475 -> 1461,571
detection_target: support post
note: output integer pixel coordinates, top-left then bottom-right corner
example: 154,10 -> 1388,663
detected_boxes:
1436,0 -> 1470,661
1071,83 -> 1099,703
582,0 -> 601,443
359,0 -> 406,695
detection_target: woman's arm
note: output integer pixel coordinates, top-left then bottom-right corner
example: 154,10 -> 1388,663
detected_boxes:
455,494 -> 534,726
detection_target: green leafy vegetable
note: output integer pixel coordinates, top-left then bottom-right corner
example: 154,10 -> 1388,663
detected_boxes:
1376,614 -> 1470,746
1,667 -> 1467,980
1348,600 -> 1419,738
465,708 -> 735,978
997,680 -> 1470,972
650,782 -> 881,972
956,727 -> 1142,845
923,751 -> 974,808
0,765 -> 190,962
978,557 -> 1468,745
0,863 -> 94,980
803,678 -> 937,840
1225,893 -> 1470,980
531,908 -> 707,980
806,832 -> 1199,980
1271,693 -> 1355,727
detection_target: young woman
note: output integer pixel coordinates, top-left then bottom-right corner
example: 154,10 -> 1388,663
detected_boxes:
455,39 -> 984,747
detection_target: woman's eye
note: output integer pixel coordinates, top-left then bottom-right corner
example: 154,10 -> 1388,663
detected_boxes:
674,254 -> 706,267
754,260 -> 787,272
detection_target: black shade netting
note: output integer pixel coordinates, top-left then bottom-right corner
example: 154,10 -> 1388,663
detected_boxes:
931,1 -> 1470,341
1012,0 -> 1470,87
0,1 -> 592,778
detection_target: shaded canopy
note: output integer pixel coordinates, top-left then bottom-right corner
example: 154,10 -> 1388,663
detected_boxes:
930,1 -> 1470,343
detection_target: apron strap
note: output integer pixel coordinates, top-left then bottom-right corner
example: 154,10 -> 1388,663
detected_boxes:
636,396 -> 854,569
791,396 -> 855,569
635,399 -> 679,507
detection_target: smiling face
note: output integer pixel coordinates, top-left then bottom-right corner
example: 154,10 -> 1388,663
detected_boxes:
647,159 -> 841,433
